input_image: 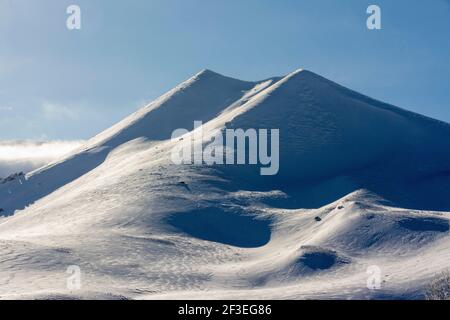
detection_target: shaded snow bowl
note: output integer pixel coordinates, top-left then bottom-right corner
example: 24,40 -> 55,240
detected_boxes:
398,217 -> 449,233
293,246 -> 350,274
299,251 -> 337,270
166,208 -> 271,248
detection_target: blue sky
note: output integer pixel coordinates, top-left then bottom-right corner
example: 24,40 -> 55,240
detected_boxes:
1,0 -> 449,141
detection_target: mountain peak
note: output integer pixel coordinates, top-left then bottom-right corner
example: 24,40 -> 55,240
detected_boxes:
195,68 -> 307,84
196,68 -> 217,75
192,68 -> 253,85
2,67 -> 450,299
287,68 -> 305,76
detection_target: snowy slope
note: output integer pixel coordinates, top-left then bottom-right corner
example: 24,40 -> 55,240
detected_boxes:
0,69 -> 449,300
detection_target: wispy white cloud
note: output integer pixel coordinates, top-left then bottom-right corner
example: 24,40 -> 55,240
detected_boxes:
0,140 -> 84,177
42,102 -> 79,120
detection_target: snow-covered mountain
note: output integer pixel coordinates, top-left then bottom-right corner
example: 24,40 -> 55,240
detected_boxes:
0,69 -> 449,299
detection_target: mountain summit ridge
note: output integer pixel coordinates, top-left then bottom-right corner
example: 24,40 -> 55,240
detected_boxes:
1,68 -> 450,216
0,68 -> 449,299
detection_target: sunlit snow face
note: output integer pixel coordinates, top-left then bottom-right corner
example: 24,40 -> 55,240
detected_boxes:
0,140 -> 83,177
170,121 -> 280,176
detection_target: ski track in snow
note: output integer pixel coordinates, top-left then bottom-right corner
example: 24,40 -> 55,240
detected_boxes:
0,69 -> 449,300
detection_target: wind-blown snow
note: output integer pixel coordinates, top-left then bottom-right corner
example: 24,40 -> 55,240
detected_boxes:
0,140 -> 83,178
0,69 -> 449,300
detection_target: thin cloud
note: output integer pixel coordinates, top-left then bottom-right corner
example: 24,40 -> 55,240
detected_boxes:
0,140 -> 84,178
42,102 -> 79,120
